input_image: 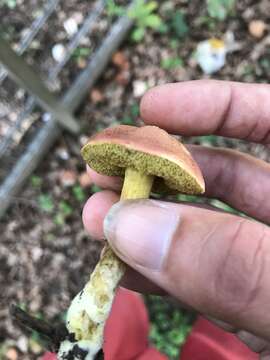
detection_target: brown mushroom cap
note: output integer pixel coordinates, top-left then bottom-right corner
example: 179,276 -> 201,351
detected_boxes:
81,125 -> 205,195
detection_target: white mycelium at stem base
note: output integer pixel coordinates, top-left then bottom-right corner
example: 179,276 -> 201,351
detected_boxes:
58,168 -> 154,360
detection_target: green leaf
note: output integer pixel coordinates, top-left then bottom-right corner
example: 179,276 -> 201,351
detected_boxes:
260,58 -> 270,70
157,22 -> 169,34
210,199 -> 240,214
144,14 -> 162,29
145,1 -> 158,14
72,47 -> 91,59
169,39 -> 179,49
177,194 -> 202,203
146,294 -> 195,359
207,0 -> 235,21
1,0 -> 17,9
171,11 -> 189,38
90,184 -> 102,193
121,116 -> 135,125
59,201 -> 73,216
197,134 -> 218,146
38,194 -> 54,213
72,185 -> 86,202
54,213 -> 65,226
106,0 -> 125,17
161,57 -> 183,70
130,103 -> 140,117
131,27 -> 145,42
31,175 -> 42,187
128,0 -> 164,37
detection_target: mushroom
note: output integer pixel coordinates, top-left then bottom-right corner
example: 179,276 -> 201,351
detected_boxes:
58,125 -> 205,360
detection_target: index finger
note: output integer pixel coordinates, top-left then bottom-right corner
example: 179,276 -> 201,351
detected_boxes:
140,80 -> 270,144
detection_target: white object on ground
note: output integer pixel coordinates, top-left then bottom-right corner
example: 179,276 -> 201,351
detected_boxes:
64,18 -> 78,37
133,80 -> 147,98
196,38 -> 227,75
52,44 -> 66,63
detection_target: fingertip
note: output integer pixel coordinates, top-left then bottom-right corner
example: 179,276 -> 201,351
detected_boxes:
140,80 -> 230,136
86,165 -> 122,191
82,190 -> 119,240
140,85 -> 164,126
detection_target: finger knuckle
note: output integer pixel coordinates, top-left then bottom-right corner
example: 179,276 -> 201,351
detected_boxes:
213,219 -> 266,315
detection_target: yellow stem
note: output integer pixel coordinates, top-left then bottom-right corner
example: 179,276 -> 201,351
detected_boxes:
121,167 -> 154,200
98,167 -> 154,294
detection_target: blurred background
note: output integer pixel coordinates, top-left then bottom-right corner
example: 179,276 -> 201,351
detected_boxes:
0,0 -> 269,359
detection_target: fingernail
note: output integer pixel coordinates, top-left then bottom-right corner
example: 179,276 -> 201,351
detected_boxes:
103,200 -> 180,270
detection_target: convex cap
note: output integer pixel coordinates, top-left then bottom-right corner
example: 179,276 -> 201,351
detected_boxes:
81,125 -> 205,195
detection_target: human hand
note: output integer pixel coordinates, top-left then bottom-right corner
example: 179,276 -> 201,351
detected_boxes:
82,80 -> 270,359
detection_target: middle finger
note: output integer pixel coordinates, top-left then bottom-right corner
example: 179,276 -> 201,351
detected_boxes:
189,145 -> 270,223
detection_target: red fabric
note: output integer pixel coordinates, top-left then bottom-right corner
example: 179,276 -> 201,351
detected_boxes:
103,287 -> 165,359
41,353 -> 56,360
42,289 -> 258,360
181,317 -> 259,360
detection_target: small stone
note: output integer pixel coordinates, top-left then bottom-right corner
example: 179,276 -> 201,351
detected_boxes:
56,147 -> 69,160
10,112 -> 17,122
29,339 -> 42,354
249,20 -> 267,39
6,348 -> 18,360
42,113 -> 51,122
90,89 -> 104,104
115,70 -> 130,86
77,57 -> 87,69
52,44 -> 66,62
112,51 -> 129,70
79,135 -> 89,146
16,89 -> 25,100
30,40 -> 41,50
17,336 -> 28,353
31,247 -> 43,262
79,172 -> 92,188
79,36 -> 90,46
20,28 -> 30,39
63,18 -> 78,37
7,253 -> 18,266
73,12 -> 84,24
133,80 -> 147,98
59,170 -> 77,187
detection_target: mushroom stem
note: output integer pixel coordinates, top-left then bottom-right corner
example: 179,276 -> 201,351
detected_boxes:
121,167 -> 154,200
58,168 -> 154,360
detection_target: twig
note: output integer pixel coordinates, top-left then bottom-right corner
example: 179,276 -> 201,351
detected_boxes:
10,304 -> 68,352
10,305 -> 105,359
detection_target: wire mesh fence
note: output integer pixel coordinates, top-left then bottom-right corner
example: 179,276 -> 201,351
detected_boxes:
0,0 -> 134,218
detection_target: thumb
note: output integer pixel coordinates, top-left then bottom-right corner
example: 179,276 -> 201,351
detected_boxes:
104,199 -> 270,340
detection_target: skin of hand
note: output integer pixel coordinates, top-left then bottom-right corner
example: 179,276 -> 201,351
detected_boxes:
82,80 -> 270,359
